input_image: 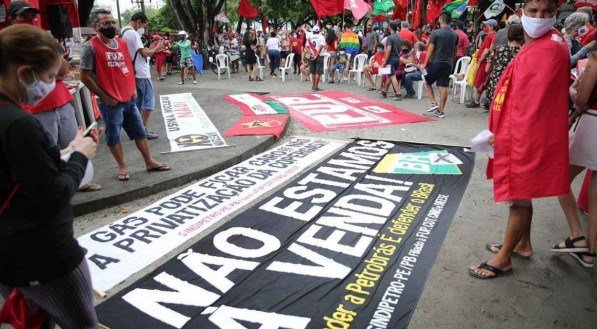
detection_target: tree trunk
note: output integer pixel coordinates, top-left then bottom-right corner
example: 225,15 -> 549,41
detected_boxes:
237,17 -> 244,34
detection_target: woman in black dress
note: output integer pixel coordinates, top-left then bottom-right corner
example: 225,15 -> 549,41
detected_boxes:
243,30 -> 262,81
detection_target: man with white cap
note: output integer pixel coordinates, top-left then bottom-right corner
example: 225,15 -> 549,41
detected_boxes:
466,18 -> 498,109
173,31 -> 197,85
306,25 -> 327,91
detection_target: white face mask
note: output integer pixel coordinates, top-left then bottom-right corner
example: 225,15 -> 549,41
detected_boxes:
21,73 -> 56,105
137,27 -> 146,36
521,12 -> 556,39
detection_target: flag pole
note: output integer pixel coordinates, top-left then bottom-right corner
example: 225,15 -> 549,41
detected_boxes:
342,9 -> 346,30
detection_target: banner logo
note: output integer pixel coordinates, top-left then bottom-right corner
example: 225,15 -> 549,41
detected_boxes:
375,151 -> 463,175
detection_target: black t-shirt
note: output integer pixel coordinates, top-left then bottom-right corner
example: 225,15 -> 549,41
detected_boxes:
0,93 -> 87,286
429,27 -> 458,63
386,33 -> 403,58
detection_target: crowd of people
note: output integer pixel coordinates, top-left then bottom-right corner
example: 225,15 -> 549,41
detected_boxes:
0,0 -> 595,326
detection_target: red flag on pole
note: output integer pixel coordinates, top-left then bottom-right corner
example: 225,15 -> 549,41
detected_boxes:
237,0 -> 260,19
391,0 -> 408,20
426,0 -> 447,25
412,0 -> 422,28
310,0 -> 344,18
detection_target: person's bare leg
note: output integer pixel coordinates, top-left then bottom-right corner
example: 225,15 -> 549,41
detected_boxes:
134,138 -> 164,169
140,109 -> 151,126
108,143 -> 128,175
313,73 -> 320,89
365,68 -> 375,87
586,170 -> 597,264
438,87 -> 448,112
425,82 -> 437,104
556,165 -> 588,248
180,67 -> 185,82
471,204 -> 533,277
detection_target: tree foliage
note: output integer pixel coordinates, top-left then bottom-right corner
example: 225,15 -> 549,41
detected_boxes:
260,0 -> 316,29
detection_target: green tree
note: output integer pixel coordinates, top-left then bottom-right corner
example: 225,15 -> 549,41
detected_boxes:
260,0 -> 316,30
147,5 -> 181,32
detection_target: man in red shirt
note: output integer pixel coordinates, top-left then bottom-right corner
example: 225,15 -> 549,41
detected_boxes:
7,0 -> 39,25
455,21 -> 470,61
466,19 -> 497,108
80,9 -> 170,181
399,21 -> 419,45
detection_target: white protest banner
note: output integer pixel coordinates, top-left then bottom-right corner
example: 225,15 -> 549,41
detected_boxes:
224,93 -> 289,115
160,93 -> 228,153
78,137 -> 345,291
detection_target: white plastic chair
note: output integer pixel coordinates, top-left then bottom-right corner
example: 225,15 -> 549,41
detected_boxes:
348,53 -> 368,86
280,53 -> 295,81
452,63 -> 473,103
255,57 -> 266,80
321,53 -> 332,82
449,56 -> 471,87
216,54 -> 230,80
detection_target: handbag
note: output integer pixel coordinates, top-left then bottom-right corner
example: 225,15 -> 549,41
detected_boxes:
378,65 -> 391,75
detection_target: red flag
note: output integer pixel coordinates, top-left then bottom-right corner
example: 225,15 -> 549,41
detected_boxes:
237,0 -> 260,19
224,115 -> 289,140
391,0 -> 407,20
426,0 -> 447,25
310,0 -> 344,18
412,0 -> 422,28
344,0 -> 371,20
262,17 -> 269,30
578,171 -> 591,212
487,33 -> 570,202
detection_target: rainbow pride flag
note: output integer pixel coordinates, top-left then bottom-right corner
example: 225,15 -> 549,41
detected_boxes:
339,30 -> 361,58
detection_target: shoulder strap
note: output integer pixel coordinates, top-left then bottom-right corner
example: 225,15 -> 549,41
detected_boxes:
0,184 -> 20,215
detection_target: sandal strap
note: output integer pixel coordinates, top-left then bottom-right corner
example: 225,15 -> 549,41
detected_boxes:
575,251 -> 597,257
565,236 -> 586,248
478,262 -> 504,274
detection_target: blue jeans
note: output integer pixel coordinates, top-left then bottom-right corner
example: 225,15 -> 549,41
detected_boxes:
268,50 -> 281,74
99,100 -> 147,147
403,71 -> 423,95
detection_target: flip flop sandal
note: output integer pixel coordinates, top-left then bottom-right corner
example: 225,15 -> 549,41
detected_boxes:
485,243 -> 532,260
118,172 -> 130,181
550,236 -> 589,253
469,262 -> 513,280
568,252 -> 596,268
367,87 -> 376,91
147,164 -> 172,172
78,183 -> 103,192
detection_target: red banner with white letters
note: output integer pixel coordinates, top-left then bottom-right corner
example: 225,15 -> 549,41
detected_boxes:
269,91 -> 432,132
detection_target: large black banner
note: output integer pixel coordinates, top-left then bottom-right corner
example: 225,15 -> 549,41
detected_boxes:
97,139 -> 474,329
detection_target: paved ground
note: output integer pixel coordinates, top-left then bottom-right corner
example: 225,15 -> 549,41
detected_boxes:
3,69 -> 597,328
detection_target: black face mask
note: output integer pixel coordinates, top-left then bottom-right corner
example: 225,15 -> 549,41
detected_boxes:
99,27 -> 116,39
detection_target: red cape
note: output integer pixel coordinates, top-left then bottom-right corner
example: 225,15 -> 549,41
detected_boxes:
487,31 -> 571,202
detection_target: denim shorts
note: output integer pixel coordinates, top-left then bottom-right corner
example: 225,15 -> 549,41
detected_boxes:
135,78 -> 155,111
99,100 -> 147,147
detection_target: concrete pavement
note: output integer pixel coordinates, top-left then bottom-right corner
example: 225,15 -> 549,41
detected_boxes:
3,68 -> 596,329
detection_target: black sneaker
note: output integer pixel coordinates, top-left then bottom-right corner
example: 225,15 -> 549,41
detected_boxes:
329,80 -> 335,84
394,94 -> 403,101
404,93 -> 416,99
381,91 -> 387,98
312,87 -> 323,92
465,101 -> 480,108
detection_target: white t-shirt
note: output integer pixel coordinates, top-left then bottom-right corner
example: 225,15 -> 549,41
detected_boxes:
307,33 -> 326,57
122,27 -> 151,79
266,37 -> 280,51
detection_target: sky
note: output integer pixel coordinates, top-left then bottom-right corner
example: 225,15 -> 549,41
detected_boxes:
95,0 -> 165,16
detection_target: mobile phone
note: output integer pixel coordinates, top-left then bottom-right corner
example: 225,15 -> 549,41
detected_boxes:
83,122 -> 98,137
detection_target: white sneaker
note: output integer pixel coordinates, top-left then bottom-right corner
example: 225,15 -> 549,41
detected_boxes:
426,104 -> 439,112
434,111 -> 446,118
193,80 -> 197,84
178,81 -> 184,85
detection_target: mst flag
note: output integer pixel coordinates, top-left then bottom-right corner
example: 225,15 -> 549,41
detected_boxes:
96,139 -> 474,329
443,0 -> 468,18
483,0 -> 506,19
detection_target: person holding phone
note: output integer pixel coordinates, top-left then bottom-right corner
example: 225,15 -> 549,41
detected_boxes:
0,24 -> 101,327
